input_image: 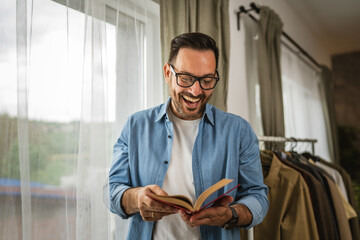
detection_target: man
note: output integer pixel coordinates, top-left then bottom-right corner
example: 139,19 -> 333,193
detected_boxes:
109,32 -> 268,239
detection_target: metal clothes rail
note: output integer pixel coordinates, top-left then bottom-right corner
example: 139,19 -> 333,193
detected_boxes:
258,136 -> 318,154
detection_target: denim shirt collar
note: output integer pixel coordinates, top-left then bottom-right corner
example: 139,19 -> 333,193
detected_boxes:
155,97 -> 215,126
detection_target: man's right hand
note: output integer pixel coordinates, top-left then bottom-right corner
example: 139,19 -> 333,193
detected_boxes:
121,185 -> 178,221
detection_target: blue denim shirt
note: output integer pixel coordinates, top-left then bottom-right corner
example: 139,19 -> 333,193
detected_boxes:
109,99 -> 269,240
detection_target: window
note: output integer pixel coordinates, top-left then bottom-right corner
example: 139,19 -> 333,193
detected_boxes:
0,0 -> 161,239
281,46 -> 332,161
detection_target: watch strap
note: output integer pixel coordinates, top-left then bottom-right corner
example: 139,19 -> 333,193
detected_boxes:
221,206 -> 239,229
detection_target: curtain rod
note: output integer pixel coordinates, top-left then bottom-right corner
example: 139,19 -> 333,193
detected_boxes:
236,2 -> 322,69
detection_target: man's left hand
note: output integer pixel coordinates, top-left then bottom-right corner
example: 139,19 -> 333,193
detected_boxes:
178,195 -> 233,227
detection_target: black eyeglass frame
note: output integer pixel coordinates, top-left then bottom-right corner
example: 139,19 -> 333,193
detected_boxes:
169,64 -> 220,90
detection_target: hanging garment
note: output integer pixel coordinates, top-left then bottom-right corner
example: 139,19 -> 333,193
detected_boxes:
322,175 -> 353,240
300,153 -> 352,240
318,158 -> 360,240
255,151 -> 319,240
314,161 -> 348,201
299,158 -> 346,239
302,154 -> 355,240
277,154 -> 338,240
276,152 -> 340,239
334,185 -> 357,219
312,159 -> 357,219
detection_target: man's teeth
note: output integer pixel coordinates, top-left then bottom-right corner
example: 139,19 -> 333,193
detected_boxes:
183,95 -> 200,103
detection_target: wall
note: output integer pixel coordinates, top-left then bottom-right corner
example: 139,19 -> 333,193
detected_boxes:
227,0 -> 331,119
331,51 -> 360,178
332,51 -> 360,128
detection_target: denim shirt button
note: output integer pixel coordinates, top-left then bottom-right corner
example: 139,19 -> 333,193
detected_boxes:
164,161 -> 168,164
167,135 -> 171,139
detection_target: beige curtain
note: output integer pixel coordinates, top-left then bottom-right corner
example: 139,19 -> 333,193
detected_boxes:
319,65 -> 340,163
159,0 -> 229,111
257,6 -> 285,138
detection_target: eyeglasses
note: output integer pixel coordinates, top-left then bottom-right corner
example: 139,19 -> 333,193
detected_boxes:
169,64 -> 219,90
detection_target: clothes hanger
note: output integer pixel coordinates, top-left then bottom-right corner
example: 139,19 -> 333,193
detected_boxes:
301,151 -> 320,162
260,150 -> 272,171
260,150 -> 273,161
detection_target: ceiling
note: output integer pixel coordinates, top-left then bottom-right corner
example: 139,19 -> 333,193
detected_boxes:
286,0 -> 360,56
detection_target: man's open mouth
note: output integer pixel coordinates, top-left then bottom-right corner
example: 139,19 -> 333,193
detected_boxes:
182,95 -> 200,104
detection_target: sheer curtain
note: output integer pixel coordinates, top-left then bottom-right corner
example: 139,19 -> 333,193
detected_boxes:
281,46 -> 332,161
0,0 -> 161,239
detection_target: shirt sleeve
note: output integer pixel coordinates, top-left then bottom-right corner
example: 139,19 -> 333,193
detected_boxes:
109,118 -> 133,219
235,122 -> 269,229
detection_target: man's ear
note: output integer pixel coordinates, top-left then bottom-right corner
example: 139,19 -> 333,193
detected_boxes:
163,63 -> 171,84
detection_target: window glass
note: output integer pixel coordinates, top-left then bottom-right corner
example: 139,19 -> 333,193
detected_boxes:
281,46 -> 331,160
0,0 -> 161,239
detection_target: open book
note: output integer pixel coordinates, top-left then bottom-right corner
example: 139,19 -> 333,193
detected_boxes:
148,179 -> 239,214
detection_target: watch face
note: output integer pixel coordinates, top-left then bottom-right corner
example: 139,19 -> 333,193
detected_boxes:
228,218 -> 238,228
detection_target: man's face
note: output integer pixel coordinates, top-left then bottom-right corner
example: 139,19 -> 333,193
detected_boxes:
164,48 -> 216,120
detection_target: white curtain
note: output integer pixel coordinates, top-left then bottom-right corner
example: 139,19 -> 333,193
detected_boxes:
0,0 -> 161,239
281,46 -> 332,161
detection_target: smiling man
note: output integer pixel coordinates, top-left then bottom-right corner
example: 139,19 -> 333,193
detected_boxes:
165,47 -> 216,120
109,32 -> 269,240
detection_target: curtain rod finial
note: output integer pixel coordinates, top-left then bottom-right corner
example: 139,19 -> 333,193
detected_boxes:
250,2 -> 260,13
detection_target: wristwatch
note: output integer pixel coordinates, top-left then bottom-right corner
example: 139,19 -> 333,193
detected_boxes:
221,206 -> 239,229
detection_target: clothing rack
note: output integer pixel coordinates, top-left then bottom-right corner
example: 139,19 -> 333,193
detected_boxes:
258,136 -> 318,154
246,136 -> 316,240
236,2 -> 322,70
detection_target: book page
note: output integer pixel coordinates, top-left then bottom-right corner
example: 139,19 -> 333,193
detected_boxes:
148,193 -> 195,212
193,179 -> 233,211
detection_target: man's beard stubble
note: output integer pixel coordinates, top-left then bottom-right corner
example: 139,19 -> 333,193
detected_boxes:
172,91 -> 212,120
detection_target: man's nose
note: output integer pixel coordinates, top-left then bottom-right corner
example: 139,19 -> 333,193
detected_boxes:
188,80 -> 202,96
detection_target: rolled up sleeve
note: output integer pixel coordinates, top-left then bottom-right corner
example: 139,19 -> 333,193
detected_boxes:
236,122 -> 269,228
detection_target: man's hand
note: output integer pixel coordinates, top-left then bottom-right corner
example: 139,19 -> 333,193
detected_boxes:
121,185 -> 177,221
178,196 -> 253,228
178,195 -> 233,227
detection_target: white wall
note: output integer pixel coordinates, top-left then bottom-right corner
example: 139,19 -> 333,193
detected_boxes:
227,0 -> 331,118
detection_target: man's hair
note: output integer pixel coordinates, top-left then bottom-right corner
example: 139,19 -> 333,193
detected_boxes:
168,32 -> 219,69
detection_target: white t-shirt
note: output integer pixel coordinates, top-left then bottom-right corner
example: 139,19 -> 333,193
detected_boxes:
152,108 -> 201,240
